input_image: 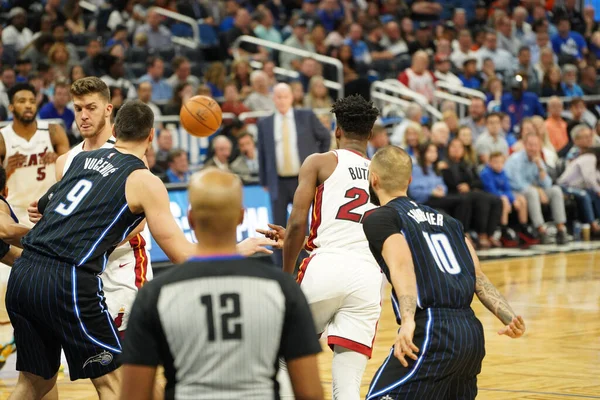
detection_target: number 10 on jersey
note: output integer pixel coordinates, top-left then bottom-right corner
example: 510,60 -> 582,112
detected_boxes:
423,232 -> 461,275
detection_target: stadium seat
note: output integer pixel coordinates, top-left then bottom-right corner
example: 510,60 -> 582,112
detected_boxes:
199,24 -> 219,47
126,63 -> 146,78
159,48 -> 176,61
181,46 -> 204,63
126,47 -> 149,63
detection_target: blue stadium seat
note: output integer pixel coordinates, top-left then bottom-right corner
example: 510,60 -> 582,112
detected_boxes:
199,24 -> 218,47
171,23 -> 193,38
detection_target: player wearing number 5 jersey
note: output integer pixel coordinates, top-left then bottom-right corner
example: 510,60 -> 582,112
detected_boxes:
363,146 -> 526,400
281,95 -> 382,400
0,83 -> 69,227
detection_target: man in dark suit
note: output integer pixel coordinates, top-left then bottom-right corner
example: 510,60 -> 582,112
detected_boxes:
257,82 -> 331,235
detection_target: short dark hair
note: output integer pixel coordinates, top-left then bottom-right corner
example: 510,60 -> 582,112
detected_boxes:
167,148 -> 187,163
518,46 -> 530,55
331,94 -> 379,139
8,83 -> 36,104
570,97 -> 585,107
172,56 -> 189,70
70,77 -> 111,102
0,165 -> 6,193
237,131 -> 254,142
146,56 -> 161,69
54,81 -> 70,92
486,112 -> 502,122
114,100 -> 155,142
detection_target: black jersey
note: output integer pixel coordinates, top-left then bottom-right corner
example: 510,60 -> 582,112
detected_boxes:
0,195 -> 18,259
363,196 -> 476,322
22,148 -> 146,273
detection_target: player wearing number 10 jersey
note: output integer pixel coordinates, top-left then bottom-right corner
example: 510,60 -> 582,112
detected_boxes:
281,95 -> 382,400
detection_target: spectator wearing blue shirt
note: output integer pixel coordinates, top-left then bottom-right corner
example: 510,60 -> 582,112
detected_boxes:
344,24 -> 371,64
561,64 -> 585,97
164,149 -> 191,184
138,57 -> 173,103
459,58 -> 481,89
500,76 -> 545,131
480,152 -> 535,246
551,16 -> 587,62
318,0 -> 346,32
105,25 -> 129,50
14,58 -> 31,83
504,133 -> 569,244
408,142 -> 471,230
38,82 -> 74,133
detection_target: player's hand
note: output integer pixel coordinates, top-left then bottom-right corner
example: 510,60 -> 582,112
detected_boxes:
236,236 -> 278,257
28,200 -> 42,224
457,183 -> 470,193
394,320 -> 419,367
498,316 -> 526,339
5,153 -> 26,176
41,151 -> 58,165
256,223 -> 286,248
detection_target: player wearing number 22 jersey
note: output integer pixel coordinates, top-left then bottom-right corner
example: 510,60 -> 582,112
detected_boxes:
282,95 -> 382,399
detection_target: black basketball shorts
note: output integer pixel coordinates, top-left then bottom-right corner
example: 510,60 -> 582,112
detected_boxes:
5,251 -> 121,380
366,308 -> 486,400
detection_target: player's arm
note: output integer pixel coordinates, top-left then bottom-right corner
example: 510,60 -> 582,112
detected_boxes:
0,246 -> 22,266
48,123 -> 70,156
466,237 -> 526,338
0,201 -> 29,247
54,153 -> 67,181
282,154 -> 320,274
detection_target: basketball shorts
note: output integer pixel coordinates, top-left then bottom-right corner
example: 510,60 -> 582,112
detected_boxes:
366,308 -> 486,400
5,251 -> 121,380
103,235 -> 152,332
297,249 -> 383,358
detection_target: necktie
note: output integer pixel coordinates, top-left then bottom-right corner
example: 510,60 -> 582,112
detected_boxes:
281,115 -> 294,176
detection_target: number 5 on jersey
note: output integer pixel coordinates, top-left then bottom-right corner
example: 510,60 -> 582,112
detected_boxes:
55,179 -> 93,216
335,187 -> 376,223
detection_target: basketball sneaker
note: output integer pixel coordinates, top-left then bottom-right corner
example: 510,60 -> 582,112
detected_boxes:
0,339 -> 16,371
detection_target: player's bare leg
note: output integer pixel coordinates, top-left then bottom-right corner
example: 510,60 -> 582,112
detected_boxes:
40,385 -> 58,400
91,369 -> 121,400
8,372 -> 58,400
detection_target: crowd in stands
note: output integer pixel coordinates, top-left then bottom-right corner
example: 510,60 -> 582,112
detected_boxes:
2,0 -> 600,248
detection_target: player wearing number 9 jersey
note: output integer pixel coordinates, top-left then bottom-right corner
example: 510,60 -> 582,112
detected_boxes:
281,95 -> 382,400
363,146 -> 526,400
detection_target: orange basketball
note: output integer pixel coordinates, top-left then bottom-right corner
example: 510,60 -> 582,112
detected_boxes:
179,95 -> 223,137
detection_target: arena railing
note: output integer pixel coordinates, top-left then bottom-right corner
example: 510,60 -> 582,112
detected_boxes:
79,1 -> 98,13
231,35 -> 344,98
248,60 -> 342,92
151,7 -> 200,49
371,80 -> 442,121
435,81 -> 487,101
538,94 -> 600,104
433,90 -> 473,119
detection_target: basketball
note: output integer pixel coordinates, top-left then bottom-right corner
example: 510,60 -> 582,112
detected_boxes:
179,95 -> 223,137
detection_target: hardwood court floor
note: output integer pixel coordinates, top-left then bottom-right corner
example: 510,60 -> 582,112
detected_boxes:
0,251 -> 599,399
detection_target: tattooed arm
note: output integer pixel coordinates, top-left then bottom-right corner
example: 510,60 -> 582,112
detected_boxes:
381,233 -> 420,365
465,237 -> 526,338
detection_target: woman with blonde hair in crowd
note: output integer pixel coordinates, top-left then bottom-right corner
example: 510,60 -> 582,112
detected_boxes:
401,121 -> 424,160
457,125 -> 478,165
230,59 -> 252,97
304,76 -> 333,109
290,81 -> 305,108
442,110 -> 460,137
204,62 -> 227,98
48,42 -> 72,80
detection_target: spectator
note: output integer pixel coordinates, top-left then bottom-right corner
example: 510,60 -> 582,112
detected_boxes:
138,57 -> 173,102
475,112 -> 509,164
541,64 -> 565,97
231,59 -> 252,99
43,0 -> 67,26
390,102 -> 423,146
108,0 -> 144,35
106,25 -> 130,49
257,82 -> 330,229
15,58 -> 32,83
204,136 -> 233,171
318,0 -> 348,33
134,8 -> 172,51
561,64 -> 584,97
29,74 -> 49,110
457,125 -> 477,165
558,147 -> 600,235
566,124 -> 594,162
476,31 -> 515,73
458,58 -> 481,89
500,76 -> 544,131
344,23 -> 371,65
244,70 -> 275,112
545,96 -> 569,154
408,22 -> 436,56
430,121 -> 450,161
551,16 -> 587,64
408,142 -> 471,231
221,82 -> 251,121
531,31 -> 556,66
81,39 -> 102,77
225,9 -> 266,60
512,6 -> 534,45
567,98 -> 590,136
163,82 -> 194,116
156,129 -> 173,170
479,58 -> 503,87
401,121 -> 424,160
231,132 -> 260,184
452,8 -> 468,32
38,81 -> 74,132
398,50 -> 436,103
304,76 -> 333,110
310,23 -> 329,56
280,19 -> 315,70
365,124 -> 388,158
443,138 -> 503,248
48,42 -> 72,80
442,110 -> 459,137
137,81 -> 162,126
253,9 -> 282,45
460,97 -> 487,141
505,133 -> 569,244
324,19 -> 349,47
297,58 -> 322,93
167,57 -> 200,93
380,20 -> 409,58
470,1 -> 489,31
516,47 -> 540,93
580,65 -> 600,95
101,55 -> 136,100
451,30 -> 478,70
531,116 -> 560,175
145,145 -> 165,178
582,5 -> 598,42
290,81 -> 305,108
496,15 -> 521,56
433,54 -> 462,86
262,60 -> 278,90
164,149 -> 191,183
480,152 -> 534,246
2,8 -> 34,52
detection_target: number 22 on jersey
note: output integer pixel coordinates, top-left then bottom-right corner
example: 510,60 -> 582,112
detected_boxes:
335,187 -> 376,223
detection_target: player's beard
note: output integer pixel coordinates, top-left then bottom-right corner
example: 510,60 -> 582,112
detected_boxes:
79,117 -> 107,139
369,182 -> 381,206
13,109 -> 37,124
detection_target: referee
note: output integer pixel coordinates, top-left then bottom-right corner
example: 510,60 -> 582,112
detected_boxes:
120,168 -> 324,400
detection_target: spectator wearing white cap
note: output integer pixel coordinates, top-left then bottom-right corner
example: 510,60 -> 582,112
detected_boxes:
2,8 -> 34,52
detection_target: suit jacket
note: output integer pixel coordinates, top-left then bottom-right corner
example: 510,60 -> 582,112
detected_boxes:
257,108 -> 331,200
203,157 -> 230,171
230,155 -> 259,185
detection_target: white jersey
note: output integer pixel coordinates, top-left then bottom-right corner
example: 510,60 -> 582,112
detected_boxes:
1,120 -> 56,224
63,137 -> 152,331
305,149 -> 377,258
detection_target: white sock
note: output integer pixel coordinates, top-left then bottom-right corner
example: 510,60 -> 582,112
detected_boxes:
277,358 -> 295,399
331,345 -> 368,400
